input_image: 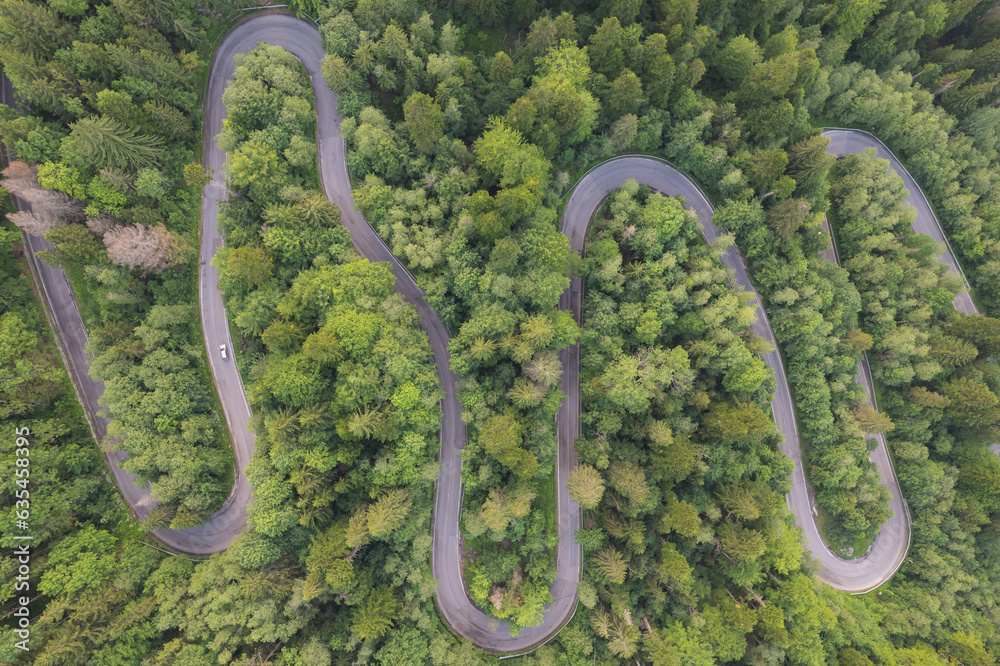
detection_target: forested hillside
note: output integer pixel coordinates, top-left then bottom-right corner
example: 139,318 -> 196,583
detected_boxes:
2,0 -> 1000,663
0,0 -> 239,522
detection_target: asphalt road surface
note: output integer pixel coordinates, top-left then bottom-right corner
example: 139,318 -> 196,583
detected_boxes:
207,15 -> 585,651
5,14 -> 987,648
2,73 -> 245,554
815,127 -> 996,584
206,15 -> 547,651
565,156 -> 913,591
817,212 -> 909,590
823,130 -> 978,316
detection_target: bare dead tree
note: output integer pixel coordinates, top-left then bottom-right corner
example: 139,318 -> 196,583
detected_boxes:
86,217 -> 121,239
1,161 -> 42,202
8,210 -> 62,236
3,160 -> 86,234
17,188 -> 86,222
1,160 -> 38,182
1,177 -> 41,198
104,223 -> 189,272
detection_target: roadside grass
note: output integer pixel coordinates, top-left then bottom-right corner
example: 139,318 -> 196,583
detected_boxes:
539,467 -> 558,551
193,334 -> 237,513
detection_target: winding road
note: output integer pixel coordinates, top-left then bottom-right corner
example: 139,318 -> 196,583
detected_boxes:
2,74 -> 245,554
4,13 -> 989,652
564,157 -> 908,594
822,130 -> 977,317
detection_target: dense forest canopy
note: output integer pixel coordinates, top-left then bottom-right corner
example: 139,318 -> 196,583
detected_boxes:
2,0 -> 1000,663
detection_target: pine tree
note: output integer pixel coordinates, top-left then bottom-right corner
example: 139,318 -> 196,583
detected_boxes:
787,134 -> 836,193
519,313 -> 555,349
346,505 -> 370,560
659,542 -> 693,592
469,337 -> 497,363
930,335 -> 979,366
854,404 -> 895,434
643,625 -> 682,665
847,327 -> 874,352
608,460 -> 651,511
661,495 -> 701,537
141,504 -> 175,532
490,52 -> 513,86
607,114 -> 639,152
348,406 -> 382,439
267,408 -> 300,448
948,314 -> 1000,354
321,54 -> 352,92
716,481 -> 763,521
507,377 -> 545,408
606,613 -> 641,658
365,488 -> 412,538
718,521 -> 766,561
594,546 -> 628,584
64,116 -> 164,172
942,377 -> 1000,427
765,198 -> 811,241
351,586 -> 398,640
295,194 -> 340,228
170,504 -> 204,530
99,167 -> 133,193
0,0 -> 72,59
524,350 -> 561,387
567,464 -> 605,509
908,386 -> 951,409
403,92 -> 445,155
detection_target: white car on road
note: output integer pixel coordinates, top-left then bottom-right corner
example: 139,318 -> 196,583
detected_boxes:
220,344 -> 228,360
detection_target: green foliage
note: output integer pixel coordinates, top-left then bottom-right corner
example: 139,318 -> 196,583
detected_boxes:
403,92 -> 445,155
11,0 -> 1000,661
0,310 -> 63,418
227,141 -> 288,205
567,464 -> 605,509
38,525 -> 117,598
716,35 -> 762,84
63,116 -> 165,173
351,585 -> 398,640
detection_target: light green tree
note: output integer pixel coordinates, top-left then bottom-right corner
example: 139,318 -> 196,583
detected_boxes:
403,92 -> 445,155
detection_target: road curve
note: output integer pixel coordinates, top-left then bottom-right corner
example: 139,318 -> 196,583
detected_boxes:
818,219 -> 910,588
813,127 -> 991,586
1,73 -> 245,554
822,130 -> 978,317
8,16 -> 976,643
563,157 -> 887,591
205,15 -> 573,651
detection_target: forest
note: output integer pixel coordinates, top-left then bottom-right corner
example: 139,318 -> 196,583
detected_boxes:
2,0 -> 1000,663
